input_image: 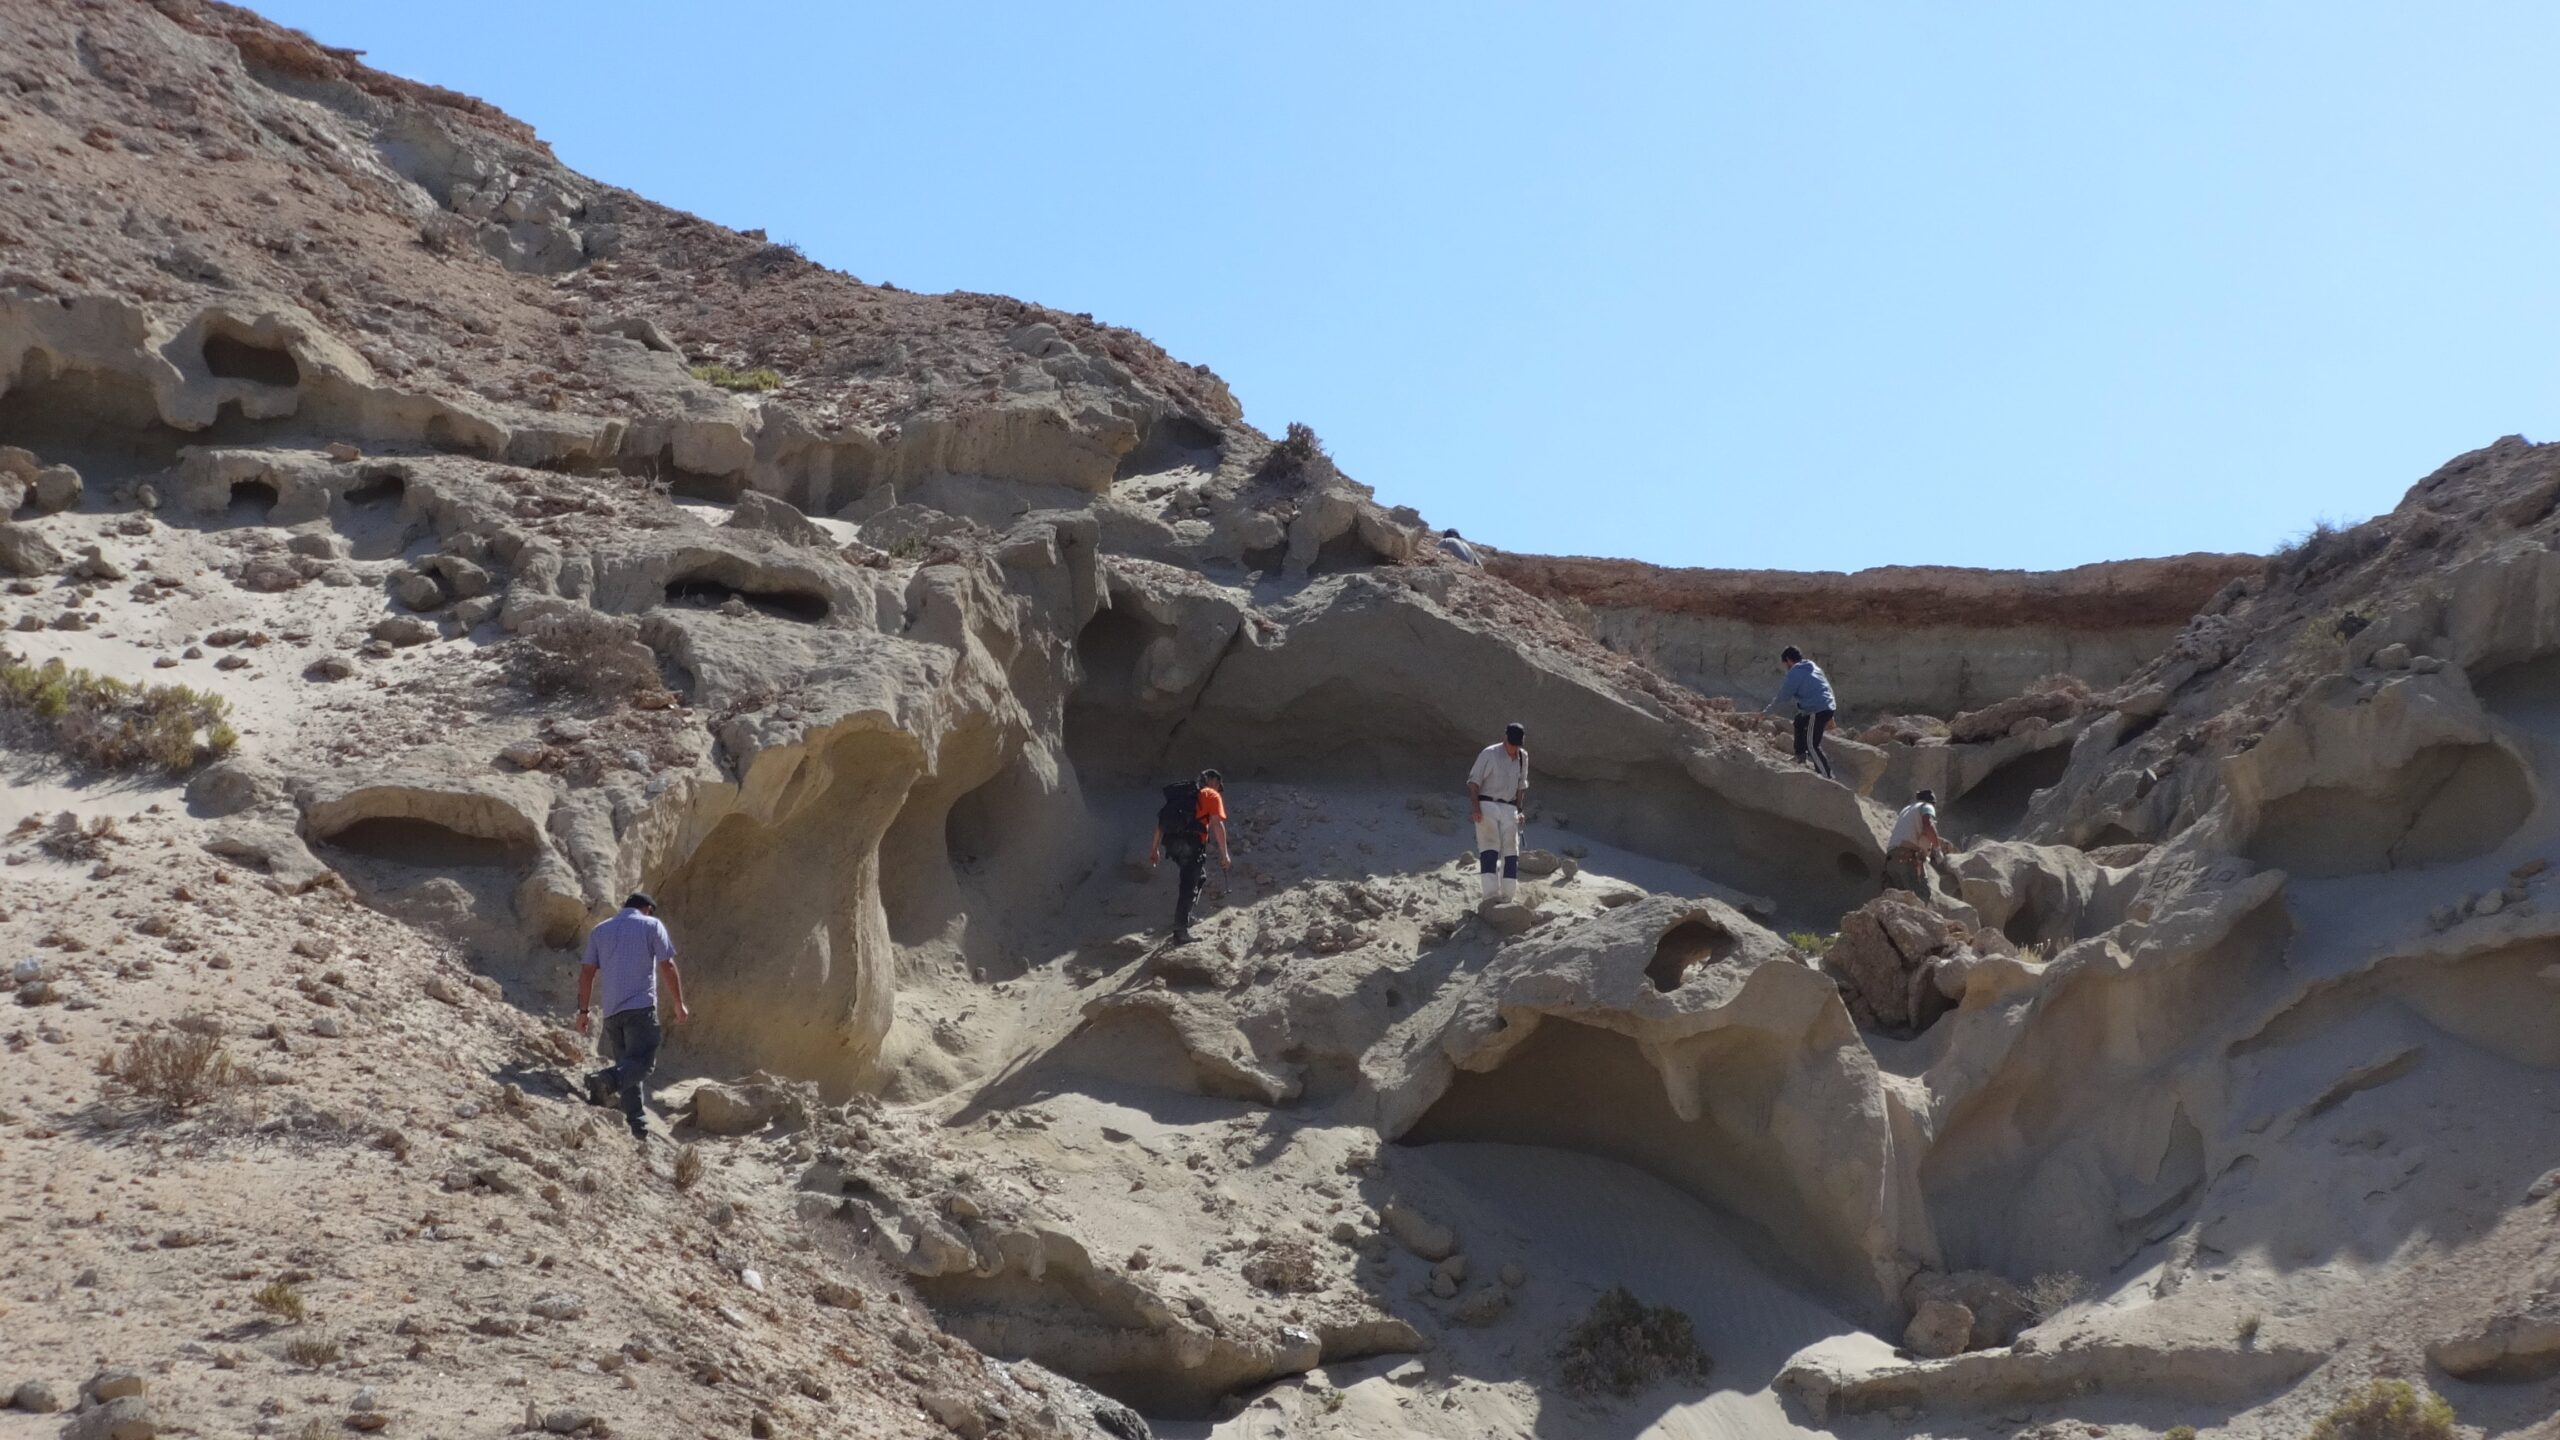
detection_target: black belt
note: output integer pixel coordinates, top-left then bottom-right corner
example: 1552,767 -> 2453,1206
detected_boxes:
1479,796 -> 1519,807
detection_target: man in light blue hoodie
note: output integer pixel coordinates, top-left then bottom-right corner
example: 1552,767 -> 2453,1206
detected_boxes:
1762,646 -> 1837,779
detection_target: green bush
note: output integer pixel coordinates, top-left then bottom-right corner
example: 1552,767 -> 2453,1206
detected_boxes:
689,362 -> 782,392
2304,1380 -> 2456,1440
1785,930 -> 1836,957
0,655 -> 235,772
1557,1286 -> 1711,1398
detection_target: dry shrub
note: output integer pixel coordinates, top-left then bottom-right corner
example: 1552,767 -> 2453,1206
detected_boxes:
507,610 -> 662,704
100,1030 -> 239,1117
0,654 -> 236,771
2023,1270 -> 2090,1319
2269,518 -> 2389,583
2305,1380 -> 2457,1440
250,1279 -> 307,1323
282,1334 -> 341,1369
671,1143 -> 705,1190
38,811 -> 117,861
689,362 -> 782,392
1240,1237 -> 1323,1295
1252,422 -> 1335,489
1557,1286 -> 1711,1398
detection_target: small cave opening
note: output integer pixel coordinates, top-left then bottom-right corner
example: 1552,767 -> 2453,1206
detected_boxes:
664,575 -> 830,624
2244,741 -> 2532,878
1646,917 -> 1737,992
318,816 -> 525,869
1946,741 -> 2075,841
2084,822 -> 2141,851
623,444 -> 746,503
2111,711 -> 2165,750
2001,896 -> 2047,949
227,478 -> 280,525
1241,542 -> 1287,575
1063,603 -> 1182,782
201,332 -> 302,388
1112,413 -> 1225,481
1403,1017 -> 1868,1309
1309,526 -> 1385,575
343,468 -> 406,508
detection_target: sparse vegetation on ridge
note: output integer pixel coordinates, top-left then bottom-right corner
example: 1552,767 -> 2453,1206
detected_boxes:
0,653 -> 236,771
690,362 -> 783,392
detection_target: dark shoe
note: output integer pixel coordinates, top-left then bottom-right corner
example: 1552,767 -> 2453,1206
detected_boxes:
582,1071 -> 613,1108
1170,929 -> 1193,945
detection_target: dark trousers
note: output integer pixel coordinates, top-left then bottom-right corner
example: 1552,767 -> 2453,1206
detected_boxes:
1794,710 -> 1836,778
1168,841 -> 1207,937
589,1008 -> 660,1137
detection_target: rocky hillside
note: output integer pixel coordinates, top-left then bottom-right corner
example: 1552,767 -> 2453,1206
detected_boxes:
5,5 -> 2560,1440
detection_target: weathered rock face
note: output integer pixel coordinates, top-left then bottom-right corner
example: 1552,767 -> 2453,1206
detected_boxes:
1490,553 -> 2258,715
14,7 -> 2560,1436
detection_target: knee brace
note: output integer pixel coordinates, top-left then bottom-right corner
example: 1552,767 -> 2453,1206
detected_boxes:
1479,849 -> 1500,874
1500,853 -> 1519,880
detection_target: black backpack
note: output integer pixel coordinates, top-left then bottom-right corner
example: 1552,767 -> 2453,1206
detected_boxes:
1158,781 -> 1205,850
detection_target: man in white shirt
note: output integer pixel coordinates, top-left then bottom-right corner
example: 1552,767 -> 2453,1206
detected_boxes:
1885,789 -> 1945,899
1467,722 -> 1530,902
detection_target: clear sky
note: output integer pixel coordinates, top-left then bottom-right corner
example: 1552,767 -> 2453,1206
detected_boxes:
252,2 -> 2560,572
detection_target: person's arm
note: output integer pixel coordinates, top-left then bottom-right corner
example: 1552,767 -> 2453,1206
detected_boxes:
1147,823 -> 1163,867
1210,816 -> 1230,869
1919,813 -> 1943,853
575,963 -> 597,1034
658,958 -> 689,1024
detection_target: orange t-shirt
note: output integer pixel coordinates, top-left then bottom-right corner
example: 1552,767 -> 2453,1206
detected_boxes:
1196,788 -> 1227,825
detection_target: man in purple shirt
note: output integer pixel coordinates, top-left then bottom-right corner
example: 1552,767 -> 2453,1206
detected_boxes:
576,892 -> 690,1144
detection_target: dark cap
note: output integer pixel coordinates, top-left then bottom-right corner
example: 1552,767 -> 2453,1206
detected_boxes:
1504,722 -> 1526,745
1914,789 -> 1936,806
623,892 -> 657,912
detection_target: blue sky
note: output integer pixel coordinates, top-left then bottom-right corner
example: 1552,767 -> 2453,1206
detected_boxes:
256,2 -> 2560,572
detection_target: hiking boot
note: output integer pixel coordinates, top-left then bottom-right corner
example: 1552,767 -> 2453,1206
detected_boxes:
1170,929 -> 1193,945
582,1071 -> 613,1109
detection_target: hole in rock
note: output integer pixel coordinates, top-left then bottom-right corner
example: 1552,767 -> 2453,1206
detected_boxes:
318,816 -> 524,869
1404,1017 -> 1866,1306
2112,712 -> 2165,750
1646,917 -> 1736,992
1309,526 -> 1385,575
200,332 -> 302,388
343,468 -> 406,508
226,478 -> 279,524
1947,741 -> 2074,840
2084,822 -> 2141,851
2243,742 -> 2531,879
664,575 -> 830,623
1113,413 -> 1223,481
1241,542 -> 1286,575
1063,604 -> 1183,781
0,352 -> 278,473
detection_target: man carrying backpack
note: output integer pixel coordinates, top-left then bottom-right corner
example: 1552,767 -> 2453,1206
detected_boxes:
1148,768 -> 1230,944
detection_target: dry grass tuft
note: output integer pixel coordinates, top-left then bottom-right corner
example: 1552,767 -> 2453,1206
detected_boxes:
672,1143 -> 705,1191
282,1333 -> 341,1369
99,1030 -> 239,1117
1557,1286 -> 1712,1398
2024,1270 -> 2091,1319
689,362 -> 782,392
0,654 -> 236,771
2305,1379 -> 2457,1440
38,811 -> 118,861
250,1279 -> 307,1324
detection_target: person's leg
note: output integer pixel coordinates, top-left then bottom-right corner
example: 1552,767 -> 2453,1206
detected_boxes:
1172,845 -> 1206,938
1473,809 -> 1501,901
1793,712 -> 1811,764
1496,806 -> 1522,900
609,1010 -> 660,1138
1810,710 -> 1835,778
